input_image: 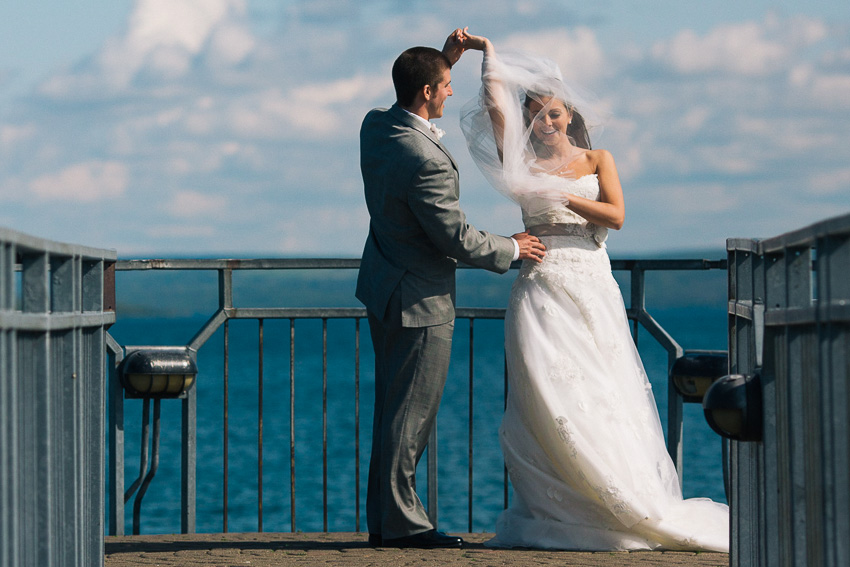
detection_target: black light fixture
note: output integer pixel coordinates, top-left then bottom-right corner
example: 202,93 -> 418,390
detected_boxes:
119,347 -> 198,399
702,373 -> 762,442
670,351 -> 728,403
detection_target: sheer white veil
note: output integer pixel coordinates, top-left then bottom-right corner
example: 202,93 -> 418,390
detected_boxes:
460,49 -> 605,216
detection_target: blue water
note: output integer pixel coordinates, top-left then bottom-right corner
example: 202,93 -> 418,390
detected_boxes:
108,265 -> 729,535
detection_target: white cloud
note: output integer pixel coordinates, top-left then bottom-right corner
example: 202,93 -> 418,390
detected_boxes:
808,73 -> 850,109
502,27 -> 606,85
163,140 -> 252,175
144,224 -> 215,238
222,73 -> 389,140
808,168 -> 850,195
38,0 -> 253,97
606,13 -> 849,197
785,15 -> 829,46
0,177 -> 26,203
651,15 -> 827,76
0,124 -> 35,150
207,21 -> 256,67
285,74 -> 389,134
29,161 -> 128,202
165,190 -> 228,218
654,24 -> 782,75
127,0 -> 238,55
225,88 -> 287,138
676,107 -> 711,134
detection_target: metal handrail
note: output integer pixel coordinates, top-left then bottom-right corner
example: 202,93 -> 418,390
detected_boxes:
724,211 -> 850,566
107,256 -> 727,535
1,227 -> 115,567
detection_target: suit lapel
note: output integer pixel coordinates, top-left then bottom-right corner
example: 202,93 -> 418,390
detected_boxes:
389,104 -> 458,171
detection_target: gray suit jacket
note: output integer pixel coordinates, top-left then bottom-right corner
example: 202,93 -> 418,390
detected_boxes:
356,104 -> 515,327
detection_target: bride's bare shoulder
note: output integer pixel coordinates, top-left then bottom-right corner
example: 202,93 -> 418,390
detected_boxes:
585,149 -> 617,173
587,148 -> 613,161
563,149 -> 595,177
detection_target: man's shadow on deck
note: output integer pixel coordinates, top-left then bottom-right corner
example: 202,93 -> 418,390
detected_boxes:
104,536 -> 491,554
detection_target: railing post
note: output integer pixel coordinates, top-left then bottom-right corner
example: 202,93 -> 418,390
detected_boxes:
724,212 -> 850,567
726,241 -> 764,567
666,351 -> 684,485
630,266 -> 643,345
819,230 -> 850,567
0,242 -> 16,567
107,336 -> 124,536
181,376 -> 197,534
631,264 -> 685,483
2,228 -> 114,567
19,252 -> 53,565
219,268 -> 233,310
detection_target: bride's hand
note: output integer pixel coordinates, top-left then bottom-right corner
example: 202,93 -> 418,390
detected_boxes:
441,28 -> 467,65
459,29 -> 490,51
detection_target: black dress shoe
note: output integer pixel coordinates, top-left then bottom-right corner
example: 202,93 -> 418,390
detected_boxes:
382,529 -> 463,549
368,533 -> 382,547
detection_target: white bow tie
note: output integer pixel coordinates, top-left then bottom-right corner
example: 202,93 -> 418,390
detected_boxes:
429,123 -> 445,140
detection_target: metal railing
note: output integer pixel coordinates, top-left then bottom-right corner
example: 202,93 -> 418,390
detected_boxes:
726,211 -> 850,567
0,227 -> 116,567
107,256 -> 726,536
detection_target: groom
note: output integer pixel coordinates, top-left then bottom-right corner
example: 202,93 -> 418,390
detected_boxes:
355,31 -> 545,549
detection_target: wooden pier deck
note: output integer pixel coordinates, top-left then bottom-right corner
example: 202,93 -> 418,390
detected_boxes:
104,532 -> 728,566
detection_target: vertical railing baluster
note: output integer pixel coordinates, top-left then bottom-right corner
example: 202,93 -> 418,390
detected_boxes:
322,318 -> 328,532
181,366 -> 196,534
131,399 -> 150,535
630,266 -> 644,346
354,318 -> 361,533
258,319 -> 264,532
223,319 -> 229,533
504,355 -> 509,510
468,318 -> 474,533
289,318 -> 296,532
107,337 -> 124,536
133,400 -> 161,536
219,268 -> 232,534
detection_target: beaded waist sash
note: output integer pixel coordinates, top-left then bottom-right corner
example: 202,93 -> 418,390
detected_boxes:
528,223 -> 592,237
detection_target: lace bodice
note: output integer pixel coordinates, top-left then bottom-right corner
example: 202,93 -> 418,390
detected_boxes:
521,174 -> 599,227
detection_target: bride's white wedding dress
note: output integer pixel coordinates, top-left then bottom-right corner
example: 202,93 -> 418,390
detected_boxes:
486,174 -> 729,551
459,47 -> 729,551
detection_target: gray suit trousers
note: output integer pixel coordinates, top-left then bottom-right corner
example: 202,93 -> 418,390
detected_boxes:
366,289 -> 454,538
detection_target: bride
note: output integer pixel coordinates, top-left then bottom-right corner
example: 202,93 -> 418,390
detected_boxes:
457,30 -> 729,552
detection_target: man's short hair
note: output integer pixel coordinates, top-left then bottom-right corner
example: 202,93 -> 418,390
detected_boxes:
392,47 -> 451,107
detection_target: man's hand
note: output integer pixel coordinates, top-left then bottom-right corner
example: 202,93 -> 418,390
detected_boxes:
441,27 -> 468,66
512,232 -> 546,263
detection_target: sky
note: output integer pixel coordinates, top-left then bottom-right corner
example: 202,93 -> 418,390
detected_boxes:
0,0 -> 848,257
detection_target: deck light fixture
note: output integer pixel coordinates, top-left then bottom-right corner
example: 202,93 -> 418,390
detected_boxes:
670,351 -> 728,403
702,373 -> 762,442
119,347 -> 198,399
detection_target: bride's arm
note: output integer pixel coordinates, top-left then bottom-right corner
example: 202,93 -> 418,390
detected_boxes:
565,150 -> 625,230
460,31 -> 507,156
